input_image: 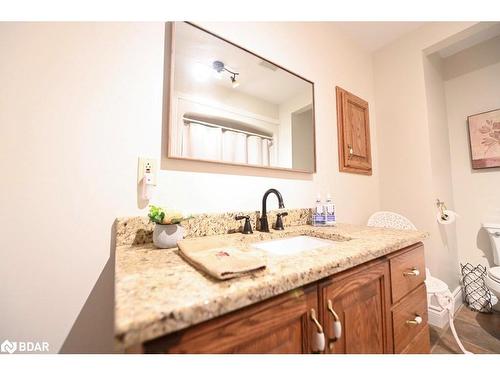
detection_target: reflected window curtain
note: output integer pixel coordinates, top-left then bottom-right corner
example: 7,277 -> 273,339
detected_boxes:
181,123 -> 190,157
269,141 -> 276,167
222,130 -> 247,164
181,122 -> 222,160
247,135 -> 263,165
181,121 -> 271,166
261,139 -> 271,167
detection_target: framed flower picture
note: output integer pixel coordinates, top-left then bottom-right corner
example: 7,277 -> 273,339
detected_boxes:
467,108 -> 500,169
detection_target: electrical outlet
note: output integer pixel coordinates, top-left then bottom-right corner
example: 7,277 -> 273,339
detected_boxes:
137,157 -> 158,185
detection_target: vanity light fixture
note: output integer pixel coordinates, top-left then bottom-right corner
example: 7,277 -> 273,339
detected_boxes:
212,60 -> 240,88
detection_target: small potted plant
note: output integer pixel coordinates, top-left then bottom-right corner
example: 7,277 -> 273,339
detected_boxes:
148,205 -> 188,249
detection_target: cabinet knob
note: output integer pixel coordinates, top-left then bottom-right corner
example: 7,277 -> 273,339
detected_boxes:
406,315 -> 423,325
403,267 -> 420,277
310,308 -> 325,353
348,145 -> 354,159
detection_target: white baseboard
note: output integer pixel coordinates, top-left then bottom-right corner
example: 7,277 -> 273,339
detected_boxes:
427,286 -> 463,329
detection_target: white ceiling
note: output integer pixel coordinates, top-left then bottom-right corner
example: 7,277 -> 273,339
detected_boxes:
334,22 -> 427,52
437,22 -> 500,58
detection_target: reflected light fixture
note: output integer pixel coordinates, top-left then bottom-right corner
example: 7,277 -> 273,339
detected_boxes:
213,60 -> 240,88
230,75 -> 240,88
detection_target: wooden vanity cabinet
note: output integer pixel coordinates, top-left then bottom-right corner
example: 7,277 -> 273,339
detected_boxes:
138,243 -> 430,354
387,245 -> 430,353
319,243 -> 430,354
319,259 -> 393,354
143,284 -> 319,354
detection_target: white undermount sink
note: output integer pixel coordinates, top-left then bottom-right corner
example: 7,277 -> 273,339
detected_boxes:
251,235 -> 334,256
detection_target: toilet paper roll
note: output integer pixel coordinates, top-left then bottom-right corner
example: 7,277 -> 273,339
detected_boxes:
437,209 -> 459,225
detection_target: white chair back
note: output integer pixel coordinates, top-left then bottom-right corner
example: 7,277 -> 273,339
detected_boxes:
367,211 -> 417,230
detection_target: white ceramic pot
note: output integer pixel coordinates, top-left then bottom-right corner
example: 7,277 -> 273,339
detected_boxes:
153,224 -> 184,249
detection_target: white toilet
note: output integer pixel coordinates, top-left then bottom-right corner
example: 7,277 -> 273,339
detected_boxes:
483,222 -> 500,311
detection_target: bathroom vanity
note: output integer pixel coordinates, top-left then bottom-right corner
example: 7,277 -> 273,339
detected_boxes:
143,243 -> 427,354
114,212 -> 430,354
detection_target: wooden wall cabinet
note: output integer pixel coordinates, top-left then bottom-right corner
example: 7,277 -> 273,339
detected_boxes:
336,86 -> 372,175
138,244 -> 429,354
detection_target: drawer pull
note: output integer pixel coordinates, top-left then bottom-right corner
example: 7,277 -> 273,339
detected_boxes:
406,315 -> 423,325
403,267 -> 420,277
327,299 -> 342,342
310,309 -> 325,353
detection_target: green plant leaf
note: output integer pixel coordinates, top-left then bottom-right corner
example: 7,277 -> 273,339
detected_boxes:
147,205 -> 191,225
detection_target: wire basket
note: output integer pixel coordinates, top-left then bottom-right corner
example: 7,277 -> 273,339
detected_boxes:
460,263 -> 493,313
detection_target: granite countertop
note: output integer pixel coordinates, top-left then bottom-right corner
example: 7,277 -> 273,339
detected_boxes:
114,223 -> 428,351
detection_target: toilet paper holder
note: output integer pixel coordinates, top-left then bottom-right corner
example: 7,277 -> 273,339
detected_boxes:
436,199 -> 448,220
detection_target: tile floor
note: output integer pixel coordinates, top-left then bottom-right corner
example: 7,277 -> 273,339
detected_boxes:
430,305 -> 500,354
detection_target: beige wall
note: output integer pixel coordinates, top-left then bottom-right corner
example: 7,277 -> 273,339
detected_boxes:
0,22 -> 380,352
373,22 -> 479,289
278,90 -> 313,168
444,61 -> 500,268
0,22 -> 165,353
292,108 -> 315,171
422,52 -> 460,288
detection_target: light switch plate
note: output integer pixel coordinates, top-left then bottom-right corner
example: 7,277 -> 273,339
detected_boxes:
137,157 -> 158,185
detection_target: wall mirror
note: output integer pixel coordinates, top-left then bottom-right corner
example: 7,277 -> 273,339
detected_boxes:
167,22 -> 316,173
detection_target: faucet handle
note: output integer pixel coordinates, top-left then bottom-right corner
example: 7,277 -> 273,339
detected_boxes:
235,215 -> 253,234
274,211 -> 288,231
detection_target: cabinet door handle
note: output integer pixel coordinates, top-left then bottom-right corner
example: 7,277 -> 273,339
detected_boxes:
403,267 -> 420,277
310,308 -> 325,353
327,299 -> 342,350
406,315 -> 423,325
348,145 -> 354,159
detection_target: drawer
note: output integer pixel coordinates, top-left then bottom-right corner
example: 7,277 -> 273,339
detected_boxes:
392,284 -> 428,353
390,245 -> 425,303
400,324 -> 431,354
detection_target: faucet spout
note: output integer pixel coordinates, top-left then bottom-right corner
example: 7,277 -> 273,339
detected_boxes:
260,188 -> 285,232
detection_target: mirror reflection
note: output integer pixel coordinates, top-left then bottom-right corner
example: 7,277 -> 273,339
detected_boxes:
168,22 -> 316,172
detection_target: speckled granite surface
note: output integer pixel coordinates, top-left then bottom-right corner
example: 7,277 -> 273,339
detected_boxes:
115,208 -> 311,246
114,223 -> 428,351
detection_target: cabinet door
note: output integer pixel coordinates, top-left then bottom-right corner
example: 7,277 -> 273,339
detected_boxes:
144,285 -> 319,354
336,86 -> 372,175
320,260 -> 392,354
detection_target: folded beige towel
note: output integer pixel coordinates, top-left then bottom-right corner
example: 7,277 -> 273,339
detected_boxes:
177,237 -> 266,280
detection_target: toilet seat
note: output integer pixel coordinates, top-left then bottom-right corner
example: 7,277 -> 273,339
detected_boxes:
488,267 -> 500,284
425,275 -> 449,294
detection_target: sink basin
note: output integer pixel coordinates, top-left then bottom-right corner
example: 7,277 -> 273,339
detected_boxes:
251,235 -> 334,256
